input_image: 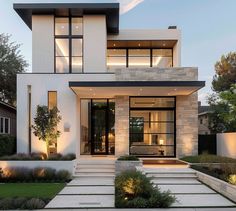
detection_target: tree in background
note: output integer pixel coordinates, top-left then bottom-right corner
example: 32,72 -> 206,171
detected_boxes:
0,34 -> 28,105
32,105 -> 61,156
208,52 -> 236,133
212,52 -> 236,92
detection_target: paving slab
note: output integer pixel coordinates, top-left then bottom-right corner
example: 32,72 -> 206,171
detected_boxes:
173,193 -> 235,207
152,177 -> 201,184
68,177 -> 114,186
45,195 -> 114,208
59,186 -> 114,195
158,184 -> 216,194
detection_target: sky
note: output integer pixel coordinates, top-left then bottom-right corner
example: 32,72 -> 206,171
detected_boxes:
1,0 -> 236,105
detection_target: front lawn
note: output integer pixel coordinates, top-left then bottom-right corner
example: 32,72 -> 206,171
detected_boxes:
0,183 -> 65,198
181,154 -> 236,163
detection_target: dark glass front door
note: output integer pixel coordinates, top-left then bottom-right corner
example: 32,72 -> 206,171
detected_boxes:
91,99 -> 115,155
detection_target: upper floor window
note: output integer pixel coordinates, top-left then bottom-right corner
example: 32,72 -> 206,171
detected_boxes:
107,48 -> 173,70
0,117 -> 10,134
55,17 -> 83,73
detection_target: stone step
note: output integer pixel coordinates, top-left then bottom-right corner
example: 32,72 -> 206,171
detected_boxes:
77,159 -> 115,165
172,193 -> 235,207
68,177 -> 114,186
147,173 -> 197,178
59,186 -> 114,195
45,195 -> 114,208
152,177 -> 201,185
74,172 -> 115,177
76,164 -> 115,169
158,184 -> 216,194
144,168 -> 196,174
75,168 -> 115,173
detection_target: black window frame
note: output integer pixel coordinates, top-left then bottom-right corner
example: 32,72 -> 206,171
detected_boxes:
129,96 -> 176,158
0,116 -> 10,134
107,46 -> 173,69
54,16 -> 83,73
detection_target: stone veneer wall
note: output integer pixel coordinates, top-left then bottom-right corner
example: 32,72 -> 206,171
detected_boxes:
176,93 -> 198,157
115,67 -> 198,81
113,67 -> 199,157
115,96 -> 129,156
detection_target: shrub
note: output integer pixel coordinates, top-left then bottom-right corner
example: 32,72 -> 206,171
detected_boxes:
13,197 -> 27,208
23,198 -> 46,209
56,170 -> 71,181
0,135 -> 16,157
62,153 -> 76,160
181,154 -> 236,164
115,170 -> 176,208
32,167 -> 56,181
117,155 -> 139,161
3,167 -> 32,181
48,153 -> 63,160
0,198 -> 15,209
0,167 -> 70,182
228,174 -> 236,185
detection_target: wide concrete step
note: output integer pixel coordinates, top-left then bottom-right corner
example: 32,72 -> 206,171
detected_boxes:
77,164 -> 115,169
158,184 -> 215,194
147,173 -> 197,178
74,172 -> 115,177
59,186 -> 114,195
77,159 -> 115,165
75,168 -> 115,173
144,168 -> 196,174
173,194 -> 235,207
45,195 -> 114,208
68,177 -> 114,186
152,177 -> 201,184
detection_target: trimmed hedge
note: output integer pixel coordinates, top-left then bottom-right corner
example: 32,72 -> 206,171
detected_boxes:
0,197 -> 49,210
0,167 -> 71,182
0,135 -> 16,157
0,152 -> 76,160
115,170 -> 176,208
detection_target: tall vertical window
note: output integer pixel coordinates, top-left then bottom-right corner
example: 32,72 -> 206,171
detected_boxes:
55,17 -> 83,73
48,91 -> 58,154
0,117 -> 10,134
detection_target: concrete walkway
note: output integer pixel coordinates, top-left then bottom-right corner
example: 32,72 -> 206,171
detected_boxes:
143,166 -> 236,208
46,158 -> 115,209
46,159 -> 235,209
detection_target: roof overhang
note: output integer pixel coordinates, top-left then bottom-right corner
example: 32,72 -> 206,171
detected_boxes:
69,81 -> 205,98
13,3 -> 119,34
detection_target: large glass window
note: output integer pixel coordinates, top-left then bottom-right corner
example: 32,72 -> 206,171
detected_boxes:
128,49 -> 150,67
107,49 -> 126,70
48,91 -> 58,154
80,99 -> 115,155
107,48 -> 173,69
55,18 -> 69,35
153,49 -> 173,68
55,17 -> 83,73
129,97 -> 175,157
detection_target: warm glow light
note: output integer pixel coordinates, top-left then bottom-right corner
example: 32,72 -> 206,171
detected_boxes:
159,139 -> 164,145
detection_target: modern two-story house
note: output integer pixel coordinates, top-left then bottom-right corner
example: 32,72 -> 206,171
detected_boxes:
14,3 -> 205,159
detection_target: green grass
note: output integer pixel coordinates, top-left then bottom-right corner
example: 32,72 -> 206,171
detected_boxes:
0,183 -> 65,198
181,154 -> 236,163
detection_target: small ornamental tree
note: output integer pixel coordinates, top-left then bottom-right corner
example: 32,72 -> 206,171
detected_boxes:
32,105 -> 61,156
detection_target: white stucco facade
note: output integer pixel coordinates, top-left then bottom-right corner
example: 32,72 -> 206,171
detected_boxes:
16,3 -> 204,158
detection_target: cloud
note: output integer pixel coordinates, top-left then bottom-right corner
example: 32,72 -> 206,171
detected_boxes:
117,0 -> 144,14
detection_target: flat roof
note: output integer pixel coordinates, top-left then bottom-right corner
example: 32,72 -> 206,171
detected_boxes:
69,81 -> 205,97
13,3 -> 119,34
